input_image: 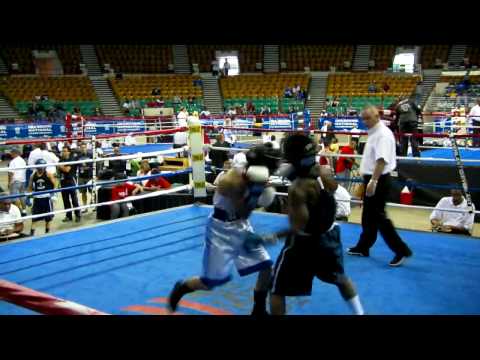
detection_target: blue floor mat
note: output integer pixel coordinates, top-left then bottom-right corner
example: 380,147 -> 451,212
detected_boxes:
1,205 -> 479,315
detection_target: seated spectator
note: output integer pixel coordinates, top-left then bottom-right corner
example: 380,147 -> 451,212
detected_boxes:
200,107 -> 211,119
246,100 -> 255,114
266,135 -> 280,150
335,138 -> 358,191
137,160 -> 151,186
284,87 -> 292,98
156,97 -> 165,107
143,168 -> 172,191
209,134 -> 230,173
334,184 -> 351,222
110,174 -> 142,219
0,195 -> 25,241
383,82 -> 390,93
430,189 -> 475,235
368,81 -> 378,93
173,95 -> 182,105
213,160 -> 232,186
122,99 -> 130,114
124,133 -> 137,146
151,87 -> 161,96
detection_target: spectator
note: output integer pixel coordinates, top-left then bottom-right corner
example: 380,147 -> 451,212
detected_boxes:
94,107 -> 102,116
350,124 -> 361,141
173,128 -> 188,157
28,159 -> 56,236
211,59 -> 219,76
108,144 -> 127,177
124,133 -> 137,146
0,194 -> 25,241
173,95 -> 182,106
415,81 -> 423,105
151,87 -> 161,96
395,96 -> 422,157
212,160 -> 232,186
223,59 -> 231,77
58,146 -> 81,223
267,135 -> 280,150
246,99 -> 255,114
334,183 -> 352,222
200,107 -> 211,119
177,107 -> 189,127
8,147 -> 27,216
430,189 -> 475,235
284,87 -> 292,98
122,99 -> 131,114
137,160 -> 151,186
143,168 -> 171,191
368,81 -> 378,93
335,138 -> 358,192
77,142 -> 93,214
156,97 -> 165,108
468,98 -> 480,147
110,174 -> 142,219
227,107 -> 236,117
329,137 -> 339,153
209,134 -> 230,173
383,82 -> 390,93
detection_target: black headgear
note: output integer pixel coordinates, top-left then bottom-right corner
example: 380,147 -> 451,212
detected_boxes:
245,144 -> 282,174
282,134 -> 317,177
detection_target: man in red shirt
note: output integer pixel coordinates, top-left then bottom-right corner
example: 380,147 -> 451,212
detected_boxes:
110,175 -> 142,219
143,168 -> 171,191
335,138 -> 357,192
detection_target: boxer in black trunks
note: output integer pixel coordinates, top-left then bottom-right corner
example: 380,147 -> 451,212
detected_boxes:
270,134 -> 364,315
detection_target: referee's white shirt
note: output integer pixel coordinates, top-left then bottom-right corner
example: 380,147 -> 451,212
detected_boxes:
360,121 -> 397,176
468,104 -> 480,123
334,184 -> 351,218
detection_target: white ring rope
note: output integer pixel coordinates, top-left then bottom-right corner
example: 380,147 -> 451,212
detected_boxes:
0,146 -> 189,172
0,184 -> 192,226
209,145 -> 480,163
274,191 -> 480,215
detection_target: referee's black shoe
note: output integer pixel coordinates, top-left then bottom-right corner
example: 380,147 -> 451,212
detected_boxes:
389,250 -> 413,267
347,247 -> 369,257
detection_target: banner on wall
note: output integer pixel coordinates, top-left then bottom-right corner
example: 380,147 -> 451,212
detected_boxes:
0,121 -> 147,140
318,117 -> 367,131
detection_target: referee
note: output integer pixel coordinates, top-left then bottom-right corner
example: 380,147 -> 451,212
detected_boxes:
347,106 -> 413,267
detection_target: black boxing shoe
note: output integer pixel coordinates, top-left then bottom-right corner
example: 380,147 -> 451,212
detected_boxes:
168,280 -> 194,313
347,246 -> 369,257
389,250 -> 413,267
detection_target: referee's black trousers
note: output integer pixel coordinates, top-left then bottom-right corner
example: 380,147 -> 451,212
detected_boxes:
356,174 -> 411,256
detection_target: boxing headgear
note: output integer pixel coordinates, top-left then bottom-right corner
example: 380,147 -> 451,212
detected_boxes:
245,144 -> 282,175
280,134 -> 318,180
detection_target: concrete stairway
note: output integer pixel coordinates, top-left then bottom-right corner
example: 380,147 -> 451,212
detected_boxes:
80,44 -> 103,76
352,45 -> 370,71
447,45 -> 467,67
200,74 -> 223,115
90,77 -> 123,117
263,45 -> 279,73
0,55 -> 9,75
0,95 -> 18,119
420,69 -> 442,110
173,45 -> 191,74
306,72 -> 329,119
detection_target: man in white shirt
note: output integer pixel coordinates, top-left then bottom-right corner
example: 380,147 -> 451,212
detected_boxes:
8,147 -> 27,214
334,183 -> 351,221
347,106 -> 413,267
430,189 -> 475,235
468,98 -> 480,147
28,143 -> 58,176
0,195 -> 25,241
177,108 -> 188,127
124,133 -> 137,146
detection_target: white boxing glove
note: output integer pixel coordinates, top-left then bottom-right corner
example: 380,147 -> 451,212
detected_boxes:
246,165 -> 269,183
257,187 -> 276,208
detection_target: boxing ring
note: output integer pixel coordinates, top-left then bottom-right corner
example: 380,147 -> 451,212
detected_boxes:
1,115 -> 480,315
1,204 -> 479,315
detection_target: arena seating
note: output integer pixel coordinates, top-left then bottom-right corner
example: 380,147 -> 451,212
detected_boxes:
0,45 -> 82,74
429,75 -> 480,111
109,75 -> 204,114
280,45 -> 354,71
326,73 -> 420,113
220,74 -> 310,113
369,45 -> 397,70
96,45 -> 173,73
0,76 -> 99,115
187,45 -> 263,73
421,45 -> 450,69
465,46 -> 480,67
